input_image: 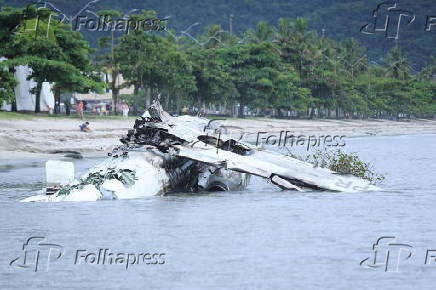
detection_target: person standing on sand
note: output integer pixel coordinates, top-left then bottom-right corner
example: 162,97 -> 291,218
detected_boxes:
77,101 -> 84,119
100,104 -> 107,116
122,104 -> 130,119
65,102 -> 71,116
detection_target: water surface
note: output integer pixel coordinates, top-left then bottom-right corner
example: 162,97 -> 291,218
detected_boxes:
0,134 -> 435,289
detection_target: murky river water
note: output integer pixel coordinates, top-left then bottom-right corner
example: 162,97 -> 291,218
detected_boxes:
0,134 -> 435,289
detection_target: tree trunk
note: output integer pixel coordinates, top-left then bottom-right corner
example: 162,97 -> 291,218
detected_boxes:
35,82 -> 42,113
54,87 -> 61,114
176,93 -> 181,113
111,70 -> 119,113
146,88 -> 151,107
231,101 -> 236,118
238,100 -> 244,118
113,90 -> 119,113
165,94 -> 170,111
8,67 -> 17,112
309,107 -> 315,119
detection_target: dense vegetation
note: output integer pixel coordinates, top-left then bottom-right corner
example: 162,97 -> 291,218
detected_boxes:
3,0 -> 435,67
1,3 -> 435,119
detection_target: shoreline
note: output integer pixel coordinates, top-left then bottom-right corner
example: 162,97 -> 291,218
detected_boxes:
1,117 -> 436,160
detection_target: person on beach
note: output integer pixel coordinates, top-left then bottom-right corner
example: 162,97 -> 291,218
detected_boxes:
122,104 -> 130,119
77,101 -> 84,119
100,104 -> 107,116
79,122 -> 91,132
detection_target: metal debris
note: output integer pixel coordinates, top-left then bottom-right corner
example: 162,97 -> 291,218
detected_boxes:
22,100 -> 380,202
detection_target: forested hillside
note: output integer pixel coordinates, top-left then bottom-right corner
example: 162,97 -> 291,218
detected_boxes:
2,0 -> 435,68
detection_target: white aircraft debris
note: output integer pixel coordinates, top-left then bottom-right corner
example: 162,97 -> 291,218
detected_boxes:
22,100 -> 379,202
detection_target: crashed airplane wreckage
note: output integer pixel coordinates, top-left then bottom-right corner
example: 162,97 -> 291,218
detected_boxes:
23,100 -> 380,202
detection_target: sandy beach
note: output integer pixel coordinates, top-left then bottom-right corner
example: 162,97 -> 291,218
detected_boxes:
1,116 -> 436,160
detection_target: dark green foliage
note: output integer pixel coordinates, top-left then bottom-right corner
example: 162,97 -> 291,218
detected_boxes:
4,0 -> 435,66
0,4 -> 104,112
1,2 -> 435,118
0,69 -> 17,103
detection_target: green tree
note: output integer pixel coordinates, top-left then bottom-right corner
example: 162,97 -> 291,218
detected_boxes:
244,21 -> 274,44
188,47 -> 235,111
0,68 -> 17,104
1,5 -> 103,113
421,54 -> 436,82
385,46 -> 410,80
117,16 -> 195,111
95,9 -> 123,112
222,42 -> 309,117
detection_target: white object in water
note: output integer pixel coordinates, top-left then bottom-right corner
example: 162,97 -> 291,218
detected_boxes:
62,184 -> 101,202
45,160 -> 75,186
22,152 -> 170,202
100,179 -> 125,200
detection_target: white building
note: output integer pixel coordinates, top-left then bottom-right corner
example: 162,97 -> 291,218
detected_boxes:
73,73 -> 134,102
1,57 -> 54,112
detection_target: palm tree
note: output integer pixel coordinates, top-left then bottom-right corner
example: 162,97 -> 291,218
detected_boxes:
275,18 -> 293,45
421,54 -> 436,81
385,46 -> 409,80
245,21 -> 274,43
340,38 -> 367,80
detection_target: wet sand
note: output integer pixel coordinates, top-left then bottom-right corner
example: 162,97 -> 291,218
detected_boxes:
1,116 -> 436,159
